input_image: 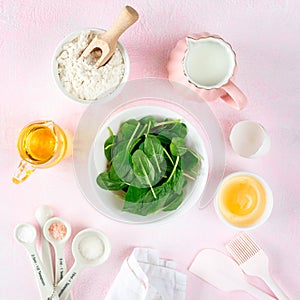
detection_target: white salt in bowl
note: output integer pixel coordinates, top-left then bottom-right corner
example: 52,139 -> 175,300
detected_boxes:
52,28 -> 130,104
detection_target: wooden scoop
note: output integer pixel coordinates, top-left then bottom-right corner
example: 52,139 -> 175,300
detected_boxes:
81,6 -> 139,68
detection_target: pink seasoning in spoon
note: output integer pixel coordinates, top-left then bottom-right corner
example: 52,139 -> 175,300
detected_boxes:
48,221 -> 67,241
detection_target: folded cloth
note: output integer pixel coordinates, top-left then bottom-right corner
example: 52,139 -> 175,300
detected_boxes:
105,248 -> 187,300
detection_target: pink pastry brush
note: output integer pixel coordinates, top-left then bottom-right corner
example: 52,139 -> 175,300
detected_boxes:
226,232 -> 289,300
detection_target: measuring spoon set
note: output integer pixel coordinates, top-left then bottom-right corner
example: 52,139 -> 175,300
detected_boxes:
14,205 -> 111,300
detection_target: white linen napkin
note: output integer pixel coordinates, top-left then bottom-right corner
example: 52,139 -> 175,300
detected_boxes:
105,248 -> 187,300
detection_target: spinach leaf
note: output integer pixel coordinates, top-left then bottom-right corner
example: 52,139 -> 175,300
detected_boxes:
181,150 -> 201,171
109,164 -> 122,181
163,192 -> 184,211
139,116 -> 157,126
112,140 -> 128,157
130,137 -> 144,154
132,150 -> 156,198
125,185 -> 149,203
169,122 -> 187,138
104,135 -> 115,161
139,116 -> 157,133
113,138 -> 143,157
130,176 -> 184,215
123,183 -> 171,215
153,134 -> 171,145
163,147 -> 175,166
166,155 -> 180,183
135,123 -> 147,139
112,149 -> 133,182
122,185 -> 149,215
117,120 -> 138,141
170,168 -> 186,195
97,116 -> 201,216
144,135 -> 165,174
138,141 -> 144,151
152,121 -> 187,140
139,193 -> 169,215
116,120 -> 141,149
170,137 -> 187,156
96,171 -> 126,191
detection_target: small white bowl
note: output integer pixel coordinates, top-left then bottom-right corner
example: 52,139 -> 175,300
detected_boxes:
229,120 -> 271,158
52,28 -> 130,104
214,171 -> 273,230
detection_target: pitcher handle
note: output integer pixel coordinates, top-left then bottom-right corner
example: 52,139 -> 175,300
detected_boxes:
220,80 -> 248,110
12,160 -> 35,184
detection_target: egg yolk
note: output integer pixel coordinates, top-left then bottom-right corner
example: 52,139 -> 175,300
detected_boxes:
217,175 -> 267,227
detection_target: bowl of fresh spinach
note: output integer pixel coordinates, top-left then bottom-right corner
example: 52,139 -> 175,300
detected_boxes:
88,103 -> 209,224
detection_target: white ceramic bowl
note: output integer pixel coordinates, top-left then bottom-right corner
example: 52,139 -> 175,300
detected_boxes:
72,78 -> 226,224
52,28 -> 130,104
214,171 -> 273,230
89,104 -> 209,224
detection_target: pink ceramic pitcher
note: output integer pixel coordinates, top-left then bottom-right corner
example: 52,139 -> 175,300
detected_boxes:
167,33 -> 247,110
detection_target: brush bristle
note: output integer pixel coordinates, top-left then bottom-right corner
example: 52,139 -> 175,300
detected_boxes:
226,232 -> 261,265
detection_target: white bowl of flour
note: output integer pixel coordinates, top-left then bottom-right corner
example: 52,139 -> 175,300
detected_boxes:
52,28 -> 130,104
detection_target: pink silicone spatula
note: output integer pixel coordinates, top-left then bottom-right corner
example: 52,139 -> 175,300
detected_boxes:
189,249 -> 275,300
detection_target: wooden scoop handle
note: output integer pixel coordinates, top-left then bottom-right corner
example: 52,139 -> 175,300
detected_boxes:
103,6 -> 139,42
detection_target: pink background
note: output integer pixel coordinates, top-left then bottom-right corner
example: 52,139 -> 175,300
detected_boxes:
1,0 -> 300,299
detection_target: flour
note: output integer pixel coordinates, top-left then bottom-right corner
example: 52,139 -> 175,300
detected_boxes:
56,31 -> 125,101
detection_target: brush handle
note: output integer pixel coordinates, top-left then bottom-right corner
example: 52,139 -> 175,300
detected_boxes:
242,252 -> 289,300
244,282 -> 276,300
262,275 -> 289,300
